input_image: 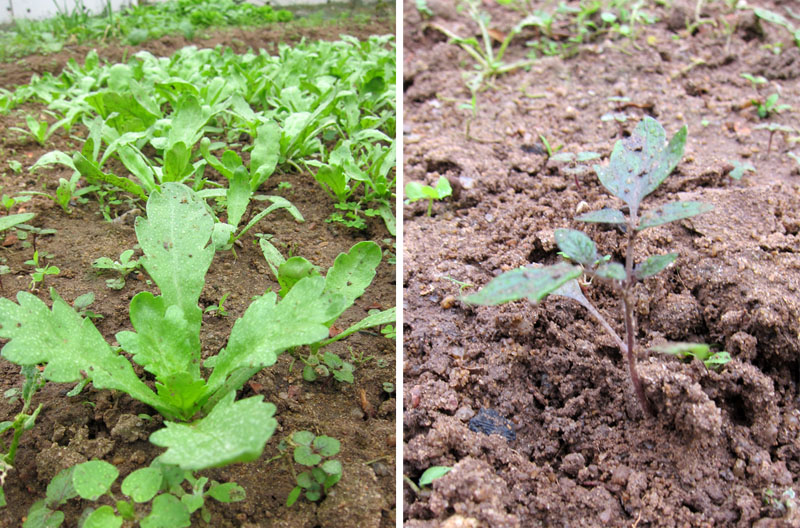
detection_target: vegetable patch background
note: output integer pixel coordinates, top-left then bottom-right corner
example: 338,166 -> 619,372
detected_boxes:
0,12 -> 395,528
403,1 -> 799,526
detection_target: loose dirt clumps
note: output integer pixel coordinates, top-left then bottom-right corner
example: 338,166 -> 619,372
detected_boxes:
404,0 -> 799,526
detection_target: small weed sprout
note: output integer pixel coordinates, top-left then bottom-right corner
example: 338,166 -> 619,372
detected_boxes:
727,160 -> 756,180
403,466 -> 453,495
92,249 -> 141,289
465,117 -> 713,416
752,93 -> 792,119
24,250 -> 59,291
651,342 -> 731,370
404,176 -> 452,216
0,365 -> 44,508
755,123 -> 794,157
204,292 -> 230,317
7,161 -> 22,174
8,116 -> 59,147
740,72 -> 767,90
281,431 -> 342,507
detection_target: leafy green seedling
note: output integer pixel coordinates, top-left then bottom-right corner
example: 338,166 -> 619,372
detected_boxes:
441,275 -> 474,295
7,161 -> 22,174
92,249 -> 140,289
1,365 -> 44,508
66,292 -> 102,321
0,193 -> 32,212
650,342 -> 731,370
403,465 -> 453,495
24,459 -> 245,527
203,293 -> 229,317
755,123 -> 794,156
382,382 -> 395,394
282,431 -> 342,506
741,73 -> 767,90
24,250 -> 59,290
277,181 -> 292,190
465,117 -> 713,416
404,176 -> 452,216
0,183 -> 355,474
302,351 -> 354,384
9,116 -> 59,146
259,238 -> 396,363
549,150 -> 602,187
0,213 -> 36,245
728,160 -> 755,180
752,93 -> 792,119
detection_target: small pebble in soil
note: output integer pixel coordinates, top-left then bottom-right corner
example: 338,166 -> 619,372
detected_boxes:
455,406 -> 475,422
468,408 -> 516,442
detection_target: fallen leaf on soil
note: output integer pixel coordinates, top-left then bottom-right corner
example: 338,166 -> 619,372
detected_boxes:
359,388 -> 376,418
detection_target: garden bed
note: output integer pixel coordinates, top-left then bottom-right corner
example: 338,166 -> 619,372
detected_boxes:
403,1 -> 799,526
0,14 -> 395,528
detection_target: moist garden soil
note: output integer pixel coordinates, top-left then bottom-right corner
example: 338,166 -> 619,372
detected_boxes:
403,1 -> 800,526
0,15 -> 396,528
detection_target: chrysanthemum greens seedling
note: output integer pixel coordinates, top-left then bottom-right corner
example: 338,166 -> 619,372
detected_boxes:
465,117 -> 713,416
0,183 -> 353,472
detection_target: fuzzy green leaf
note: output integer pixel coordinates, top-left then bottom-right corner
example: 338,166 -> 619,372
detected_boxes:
0,292 -> 171,417
594,117 -> 687,212
463,262 -> 582,305
595,262 -> 626,280
121,467 -> 162,503
207,483 -> 246,503
554,229 -> 597,266
73,460 -> 118,501
140,494 -> 190,528
135,183 -> 215,334
575,208 -> 625,225
149,392 -> 277,471
324,241 -> 382,306
637,201 -> 713,230
634,253 -> 678,279
82,505 -> 122,528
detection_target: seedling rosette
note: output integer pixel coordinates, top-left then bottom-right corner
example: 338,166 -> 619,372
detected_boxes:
465,117 -> 714,415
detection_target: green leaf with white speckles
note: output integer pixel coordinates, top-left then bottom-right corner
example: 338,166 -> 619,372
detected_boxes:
593,117 -> 687,213
149,392 -> 277,471
637,201 -> 713,230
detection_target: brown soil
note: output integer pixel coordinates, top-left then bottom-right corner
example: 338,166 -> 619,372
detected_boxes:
403,1 -> 799,527
0,15 -> 396,528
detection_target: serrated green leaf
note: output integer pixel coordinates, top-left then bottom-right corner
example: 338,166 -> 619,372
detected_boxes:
204,276 -> 345,398
135,183 -> 215,335
595,262 -> 626,280
82,505 -> 122,528
0,292 -> 172,418
149,392 -> 277,471
575,208 -> 625,224
121,467 -> 162,503
140,494 -> 190,528
419,466 -> 452,487
637,201 -> 713,230
634,253 -> 678,279
74,152 -> 147,201
594,117 -> 686,213
313,436 -> 340,457
73,460 -> 118,501
464,262 -> 582,305
117,293 -> 200,383
554,229 -> 598,265
324,241 -> 382,306
294,445 -> 322,466
207,482 -> 246,503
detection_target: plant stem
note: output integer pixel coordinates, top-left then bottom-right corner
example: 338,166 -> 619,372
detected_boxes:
623,226 -> 652,416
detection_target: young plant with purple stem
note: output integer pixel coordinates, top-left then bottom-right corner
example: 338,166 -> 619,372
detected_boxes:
465,117 -> 713,416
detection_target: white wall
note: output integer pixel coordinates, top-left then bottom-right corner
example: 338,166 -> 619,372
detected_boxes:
1,0 -> 378,25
